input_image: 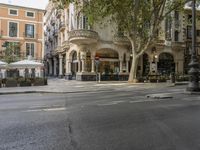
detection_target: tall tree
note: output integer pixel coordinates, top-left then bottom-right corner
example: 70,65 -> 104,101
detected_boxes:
52,0 -> 191,82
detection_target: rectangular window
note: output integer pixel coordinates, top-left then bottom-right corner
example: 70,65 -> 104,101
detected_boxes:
174,11 -> 179,20
83,16 -> 88,29
25,24 -> 34,38
188,15 -> 192,24
197,30 -> 200,37
9,9 -> 18,16
26,11 -> 35,18
165,17 -> 172,40
174,31 -> 179,42
26,43 -> 34,57
9,22 -> 18,37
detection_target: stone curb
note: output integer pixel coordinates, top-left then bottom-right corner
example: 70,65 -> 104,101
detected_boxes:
0,89 -> 111,95
146,93 -> 173,99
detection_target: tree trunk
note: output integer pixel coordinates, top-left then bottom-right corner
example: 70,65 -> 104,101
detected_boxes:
128,55 -> 139,83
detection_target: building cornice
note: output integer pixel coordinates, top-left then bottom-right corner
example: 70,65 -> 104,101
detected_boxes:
0,3 -> 45,12
0,17 -> 43,24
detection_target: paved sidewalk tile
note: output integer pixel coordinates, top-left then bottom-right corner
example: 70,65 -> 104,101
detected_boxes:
0,78 -> 175,95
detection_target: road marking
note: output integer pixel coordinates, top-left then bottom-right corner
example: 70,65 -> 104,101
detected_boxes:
74,86 -> 84,87
129,98 -> 172,104
97,100 -> 125,106
94,83 -> 127,86
24,107 -> 67,112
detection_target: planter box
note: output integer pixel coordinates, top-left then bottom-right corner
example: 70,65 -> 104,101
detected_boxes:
33,80 -> 45,86
149,79 -> 157,83
33,78 -> 47,86
5,79 -> 18,87
158,79 -> 166,82
19,82 -> 32,87
18,78 -> 32,87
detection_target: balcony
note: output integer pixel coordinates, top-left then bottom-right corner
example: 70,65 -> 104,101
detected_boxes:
23,32 -> 37,39
113,34 -> 130,45
69,29 -> 99,44
44,31 -> 47,36
50,19 -> 55,26
62,40 -> 70,50
46,25 -> 51,31
48,33 -> 54,41
59,22 -> 65,31
156,40 -> 165,46
46,52 -> 52,58
56,9 -> 62,18
171,42 -> 185,49
45,40 -> 49,45
53,29 -> 59,36
55,46 -> 62,53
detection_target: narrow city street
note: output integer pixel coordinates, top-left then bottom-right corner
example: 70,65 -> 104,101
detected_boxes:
1,85 -> 200,150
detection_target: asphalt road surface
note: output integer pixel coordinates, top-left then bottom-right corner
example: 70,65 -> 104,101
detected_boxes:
1,85 -> 200,150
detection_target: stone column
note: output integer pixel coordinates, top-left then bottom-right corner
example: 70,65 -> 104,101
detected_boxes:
59,54 -> 63,78
53,57 -> 57,76
91,58 -> 95,73
68,60 -> 72,74
65,58 -> 72,80
77,53 -> 81,72
126,61 -> 129,73
176,60 -> 184,74
119,60 -> 123,73
80,51 -> 86,73
125,53 -> 130,74
81,60 -> 85,73
65,59 -> 68,74
78,60 -> 81,72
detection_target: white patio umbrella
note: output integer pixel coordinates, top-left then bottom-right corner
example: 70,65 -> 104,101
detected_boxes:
0,60 -> 8,68
9,59 -> 44,69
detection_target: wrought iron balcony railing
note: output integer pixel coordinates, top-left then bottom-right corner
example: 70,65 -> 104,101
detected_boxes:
69,29 -> 99,40
113,34 -> 130,45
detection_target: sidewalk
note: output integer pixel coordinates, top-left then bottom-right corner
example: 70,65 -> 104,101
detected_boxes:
0,78 -> 176,95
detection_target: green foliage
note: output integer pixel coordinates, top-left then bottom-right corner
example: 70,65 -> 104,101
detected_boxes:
1,42 -> 21,63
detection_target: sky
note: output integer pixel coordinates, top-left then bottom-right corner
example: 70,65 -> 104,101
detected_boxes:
0,0 -> 49,10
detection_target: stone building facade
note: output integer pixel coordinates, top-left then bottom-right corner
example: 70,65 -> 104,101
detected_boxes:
0,3 -> 44,62
44,1 -> 200,81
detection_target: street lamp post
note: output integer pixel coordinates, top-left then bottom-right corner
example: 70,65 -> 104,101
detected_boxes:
187,0 -> 200,91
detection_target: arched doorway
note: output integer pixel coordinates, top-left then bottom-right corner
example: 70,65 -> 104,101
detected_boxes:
71,51 -> 78,79
96,49 -> 119,80
142,53 -> 150,76
158,53 -> 175,75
